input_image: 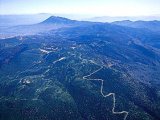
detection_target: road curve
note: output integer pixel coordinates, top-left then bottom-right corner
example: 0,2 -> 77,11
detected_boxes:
82,66 -> 129,120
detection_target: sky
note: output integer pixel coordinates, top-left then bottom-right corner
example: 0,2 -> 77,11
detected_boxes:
0,0 -> 160,16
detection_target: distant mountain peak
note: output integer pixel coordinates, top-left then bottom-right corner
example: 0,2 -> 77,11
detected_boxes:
113,20 -> 132,24
41,16 -> 76,24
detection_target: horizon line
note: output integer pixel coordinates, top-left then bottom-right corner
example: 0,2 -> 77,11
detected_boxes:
0,13 -> 160,17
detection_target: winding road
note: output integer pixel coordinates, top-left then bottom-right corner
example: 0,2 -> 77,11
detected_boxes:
83,66 -> 129,120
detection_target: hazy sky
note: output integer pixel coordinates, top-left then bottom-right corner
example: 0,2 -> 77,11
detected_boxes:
0,0 -> 160,16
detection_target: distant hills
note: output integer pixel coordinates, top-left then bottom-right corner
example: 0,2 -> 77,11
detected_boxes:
86,15 -> 160,23
0,15 -> 160,39
1,14 -> 160,27
112,20 -> 160,33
